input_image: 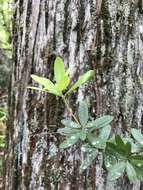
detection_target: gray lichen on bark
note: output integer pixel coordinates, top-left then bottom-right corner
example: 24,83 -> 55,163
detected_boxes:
5,0 -> 143,190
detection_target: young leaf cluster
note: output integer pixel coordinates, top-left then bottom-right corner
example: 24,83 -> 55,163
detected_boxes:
29,57 -> 94,96
29,56 -> 143,183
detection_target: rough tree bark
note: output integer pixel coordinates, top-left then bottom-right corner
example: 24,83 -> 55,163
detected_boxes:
5,0 -> 143,189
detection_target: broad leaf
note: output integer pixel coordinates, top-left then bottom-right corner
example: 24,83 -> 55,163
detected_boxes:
66,70 -> 95,95
108,162 -> 126,181
61,119 -> 80,128
126,161 -> 138,182
86,115 -> 113,130
131,129 -> 143,145
78,101 -> 88,126
80,131 -> 87,141
57,127 -> 81,136
104,155 -> 118,171
87,134 -> 106,149
56,75 -> 70,92
59,134 -> 80,149
31,75 -> 59,95
54,57 -> 66,82
80,150 -> 98,171
99,125 -> 111,141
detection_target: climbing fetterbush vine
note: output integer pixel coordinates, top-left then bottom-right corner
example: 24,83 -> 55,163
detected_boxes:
28,57 -> 143,182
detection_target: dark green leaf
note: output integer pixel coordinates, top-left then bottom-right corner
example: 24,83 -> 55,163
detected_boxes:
78,101 -> 88,126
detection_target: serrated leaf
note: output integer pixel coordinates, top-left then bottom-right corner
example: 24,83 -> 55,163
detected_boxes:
66,70 -> 95,95
131,129 -> 143,145
61,119 -> 80,128
86,115 -> 113,130
59,134 -> 80,149
80,150 -> 97,171
126,161 -> 138,182
108,162 -> 126,181
78,101 -> 88,126
54,57 -> 66,82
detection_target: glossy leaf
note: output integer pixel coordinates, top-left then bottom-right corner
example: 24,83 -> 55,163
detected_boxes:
104,155 -> 118,171
131,129 -> 143,145
57,127 -> 81,136
86,115 -> 113,130
80,150 -> 98,171
66,70 -> 95,95
87,134 -> 106,149
54,57 -> 66,82
99,125 -> 111,141
61,119 -> 80,128
78,101 -> 88,126
108,162 -> 126,181
59,134 -> 80,149
126,161 -> 138,182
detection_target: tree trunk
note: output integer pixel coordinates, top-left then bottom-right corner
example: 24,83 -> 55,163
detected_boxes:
5,0 -> 143,189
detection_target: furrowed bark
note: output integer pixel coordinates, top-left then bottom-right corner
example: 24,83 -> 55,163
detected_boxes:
5,0 -> 143,189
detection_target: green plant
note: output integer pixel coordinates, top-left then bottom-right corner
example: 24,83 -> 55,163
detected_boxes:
29,56 -> 143,182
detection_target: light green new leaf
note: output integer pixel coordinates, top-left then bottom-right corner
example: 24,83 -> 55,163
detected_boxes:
66,70 -> 95,95
131,129 -> 143,146
59,134 -> 80,149
108,162 -> 126,181
54,57 -> 66,82
126,161 -> 138,182
56,75 -> 70,92
31,75 -> 60,95
31,75 -> 54,88
78,101 -> 88,126
86,115 -> 113,130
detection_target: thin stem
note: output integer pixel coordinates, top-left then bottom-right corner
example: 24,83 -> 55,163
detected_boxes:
61,94 -> 81,127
